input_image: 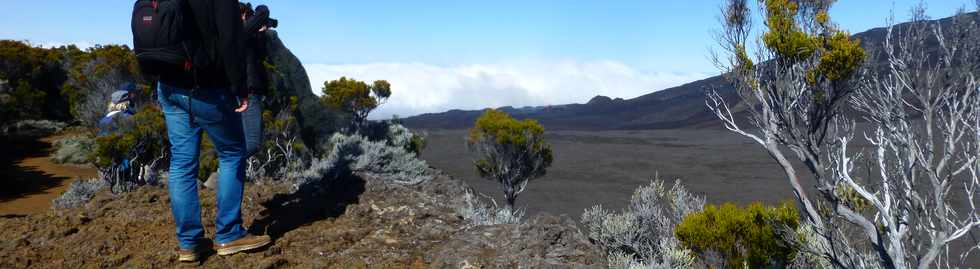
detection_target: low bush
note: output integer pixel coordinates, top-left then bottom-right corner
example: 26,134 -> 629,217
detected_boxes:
455,190 -> 525,226
51,134 -> 95,164
52,178 -> 108,209
582,179 -> 703,269
291,123 -> 431,191
674,201 -> 799,269
331,132 -> 431,185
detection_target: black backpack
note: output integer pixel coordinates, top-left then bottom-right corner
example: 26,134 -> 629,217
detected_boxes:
131,0 -> 192,76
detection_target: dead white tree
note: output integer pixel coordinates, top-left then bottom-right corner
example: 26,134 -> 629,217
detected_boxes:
710,0 -> 980,268
831,8 -> 980,268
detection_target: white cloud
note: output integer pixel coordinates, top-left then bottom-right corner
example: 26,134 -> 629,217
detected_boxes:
304,60 -> 710,119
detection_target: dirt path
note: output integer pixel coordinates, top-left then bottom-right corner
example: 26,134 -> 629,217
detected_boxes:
0,135 -> 98,216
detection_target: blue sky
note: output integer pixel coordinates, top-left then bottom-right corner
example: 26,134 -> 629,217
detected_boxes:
3,1 -> 976,118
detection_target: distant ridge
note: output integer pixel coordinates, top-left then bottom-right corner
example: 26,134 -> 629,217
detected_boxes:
402,12 -> 979,130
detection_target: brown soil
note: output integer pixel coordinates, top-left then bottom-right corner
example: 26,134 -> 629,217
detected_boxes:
0,135 -> 98,216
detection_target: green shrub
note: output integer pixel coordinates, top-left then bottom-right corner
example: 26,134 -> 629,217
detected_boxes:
675,202 -> 799,268
407,132 -> 426,156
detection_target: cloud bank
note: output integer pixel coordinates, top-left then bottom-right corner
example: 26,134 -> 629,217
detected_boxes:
306,60 -> 710,119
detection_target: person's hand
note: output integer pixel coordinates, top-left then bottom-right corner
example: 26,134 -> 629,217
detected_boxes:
235,96 -> 249,113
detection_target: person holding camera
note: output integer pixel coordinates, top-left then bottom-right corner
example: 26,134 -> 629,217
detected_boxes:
133,0 -> 271,262
239,2 -> 276,158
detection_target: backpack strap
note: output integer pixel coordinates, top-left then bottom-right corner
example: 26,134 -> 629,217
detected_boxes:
180,43 -> 200,125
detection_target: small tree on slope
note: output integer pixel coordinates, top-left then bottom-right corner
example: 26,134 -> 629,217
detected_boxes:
320,77 -> 391,132
466,109 -> 553,209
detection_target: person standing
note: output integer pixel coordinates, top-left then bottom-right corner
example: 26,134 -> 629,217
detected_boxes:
97,83 -> 138,187
239,2 -> 273,158
147,0 -> 271,262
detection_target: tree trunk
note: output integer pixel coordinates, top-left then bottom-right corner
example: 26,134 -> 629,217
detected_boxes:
766,141 -> 824,228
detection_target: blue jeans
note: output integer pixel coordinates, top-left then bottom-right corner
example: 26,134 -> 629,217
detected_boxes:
157,82 -> 248,250
242,94 -> 264,158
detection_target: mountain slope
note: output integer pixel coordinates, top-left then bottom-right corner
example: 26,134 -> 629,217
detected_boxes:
402,12 -> 977,130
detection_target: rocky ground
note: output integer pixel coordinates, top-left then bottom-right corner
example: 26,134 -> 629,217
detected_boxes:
0,170 -> 602,268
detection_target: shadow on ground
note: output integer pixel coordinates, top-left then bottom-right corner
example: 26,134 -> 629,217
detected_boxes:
250,174 -> 367,239
0,137 -> 68,203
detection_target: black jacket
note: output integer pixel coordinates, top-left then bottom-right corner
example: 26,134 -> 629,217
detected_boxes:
159,0 -> 246,98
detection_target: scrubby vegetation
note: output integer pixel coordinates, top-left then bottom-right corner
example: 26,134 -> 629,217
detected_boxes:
293,122 -> 431,190
583,180 -> 803,269
467,109 -> 553,208
0,40 -> 155,201
331,132 -> 431,185
0,38 -> 338,208
91,105 -> 169,193
456,190 -> 525,226
582,179 -> 703,269
0,120 -> 67,138
61,45 -> 141,130
52,178 -> 108,210
0,40 -> 74,123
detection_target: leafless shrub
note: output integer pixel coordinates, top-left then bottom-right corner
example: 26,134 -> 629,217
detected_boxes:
455,190 -> 525,226
52,178 -> 108,209
581,178 -> 702,269
291,125 -> 432,191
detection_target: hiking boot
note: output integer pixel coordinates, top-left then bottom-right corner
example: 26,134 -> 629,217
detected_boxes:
216,234 -> 271,256
177,247 -> 206,263
176,239 -> 212,262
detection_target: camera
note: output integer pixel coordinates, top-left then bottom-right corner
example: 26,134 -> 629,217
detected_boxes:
264,18 -> 278,29
240,3 -> 278,29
